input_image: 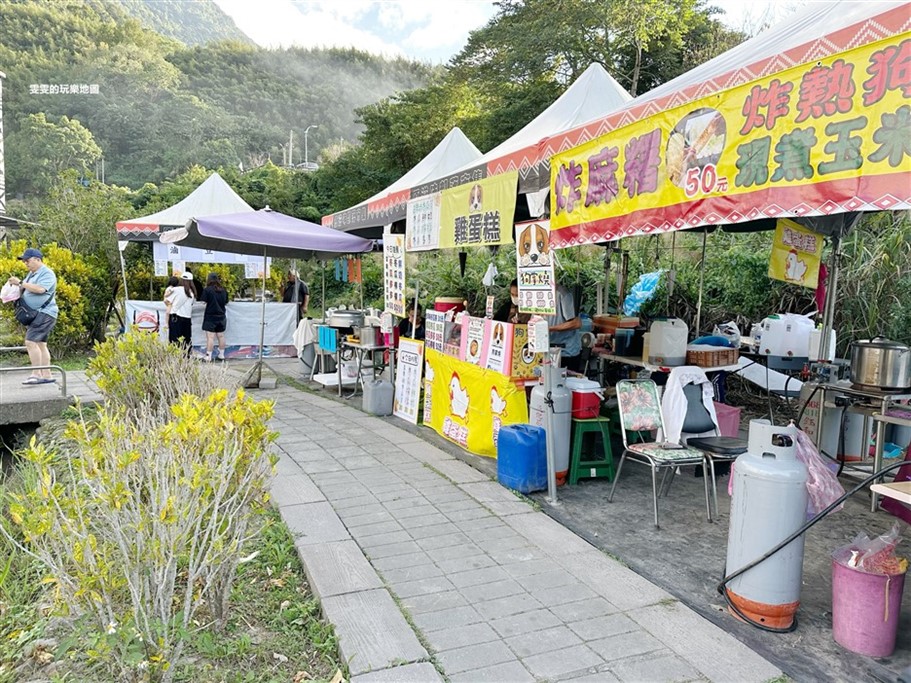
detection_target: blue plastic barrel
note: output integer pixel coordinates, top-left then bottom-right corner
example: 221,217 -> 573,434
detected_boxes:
497,424 -> 547,494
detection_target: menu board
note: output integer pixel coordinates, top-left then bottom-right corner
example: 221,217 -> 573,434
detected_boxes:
483,319 -> 514,374
383,228 -> 406,317
405,193 -> 441,252
460,316 -> 487,366
394,338 -> 424,424
512,324 -> 544,378
425,310 -> 446,352
515,219 -> 556,315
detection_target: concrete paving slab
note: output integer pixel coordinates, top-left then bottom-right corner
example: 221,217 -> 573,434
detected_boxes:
503,513 -> 597,557
422,622 -> 499,653
400,590 -> 468,615
379,563 -> 444,586
586,629 -> 666,662
392,576 -> 457,599
566,613 -> 639,642
285,501 -> 350,546
606,650 -> 701,683
489,608 -> 563,638
428,459 -> 490,483
434,640 -> 517,675
357,531 -> 414,549
320,589 -> 427,677
459,578 -> 525,604
363,540 -> 423,560
520,643 -> 604,680
561,552 -> 673,611
371,551 -> 434,572
406,522 -> 461,540
447,660 -> 535,683
474,593 -> 545,621
411,605 -> 484,633
270,473 -> 325,507
628,601 -> 782,682
299,540 -> 383,599
350,662 -> 442,683
434,554 -> 497,574
505,624 -> 583,658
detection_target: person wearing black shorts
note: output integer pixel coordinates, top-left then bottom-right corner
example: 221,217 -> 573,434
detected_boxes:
6,248 -> 58,384
200,272 -> 228,361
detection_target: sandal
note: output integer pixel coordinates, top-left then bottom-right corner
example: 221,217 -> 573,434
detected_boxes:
21,376 -> 42,385
37,377 -> 56,384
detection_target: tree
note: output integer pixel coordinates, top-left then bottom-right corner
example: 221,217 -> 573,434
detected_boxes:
6,113 -> 102,195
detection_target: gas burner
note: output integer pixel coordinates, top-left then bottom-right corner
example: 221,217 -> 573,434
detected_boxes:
850,384 -> 909,395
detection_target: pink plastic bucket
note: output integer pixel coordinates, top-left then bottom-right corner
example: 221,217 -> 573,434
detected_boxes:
831,557 -> 906,657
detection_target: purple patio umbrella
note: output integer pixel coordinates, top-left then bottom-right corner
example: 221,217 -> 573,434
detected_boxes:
160,208 -> 375,386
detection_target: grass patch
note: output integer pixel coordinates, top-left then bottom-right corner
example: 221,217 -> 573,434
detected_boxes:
171,508 -> 344,683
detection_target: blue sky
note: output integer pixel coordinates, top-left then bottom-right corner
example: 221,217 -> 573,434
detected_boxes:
213,0 -> 798,64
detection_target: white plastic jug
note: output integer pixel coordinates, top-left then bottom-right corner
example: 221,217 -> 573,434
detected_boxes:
648,318 -> 688,366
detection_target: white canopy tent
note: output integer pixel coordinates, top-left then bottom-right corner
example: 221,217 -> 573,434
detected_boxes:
324,127 -> 482,237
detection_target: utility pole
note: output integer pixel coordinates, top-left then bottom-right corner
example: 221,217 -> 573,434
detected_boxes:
303,124 -> 318,171
0,70 -> 6,216
288,130 -> 293,167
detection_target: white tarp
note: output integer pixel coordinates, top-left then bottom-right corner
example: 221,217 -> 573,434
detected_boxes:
126,300 -> 297,355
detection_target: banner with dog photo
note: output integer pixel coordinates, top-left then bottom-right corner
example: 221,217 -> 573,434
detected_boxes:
515,219 -> 556,315
768,218 -> 822,289
438,171 -> 518,249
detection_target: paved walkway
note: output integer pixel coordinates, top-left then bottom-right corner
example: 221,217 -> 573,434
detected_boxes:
267,381 -> 782,683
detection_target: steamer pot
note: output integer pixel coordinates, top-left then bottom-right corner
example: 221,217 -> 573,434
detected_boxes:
849,337 -> 911,389
326,309 -> 365,329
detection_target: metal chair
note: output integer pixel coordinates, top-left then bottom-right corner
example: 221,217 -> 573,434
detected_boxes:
608,379 -> 712,528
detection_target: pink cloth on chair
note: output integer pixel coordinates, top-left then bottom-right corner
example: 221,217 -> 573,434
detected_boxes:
881,446 -> 911,525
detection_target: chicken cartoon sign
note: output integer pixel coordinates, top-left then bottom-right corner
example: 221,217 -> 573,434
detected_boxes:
769,218 -> 821,289
424,349 -> 528,457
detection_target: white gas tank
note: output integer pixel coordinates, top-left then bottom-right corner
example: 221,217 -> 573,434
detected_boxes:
648,318 -> 688,366
807,328 -> 836,362
725,420 -> 808,630
529,364 -> 572,485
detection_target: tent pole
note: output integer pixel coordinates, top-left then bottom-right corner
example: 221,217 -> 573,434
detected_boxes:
118,242 -> 131,331
256,247 -> 267,386
819,234 -> 840,362
322,260 -> 326,320
694,228 -> 708,337
359,255 -> 364,310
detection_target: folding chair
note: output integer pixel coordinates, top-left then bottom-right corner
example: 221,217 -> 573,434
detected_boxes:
608,379 -> 712,528
663,366 -> 748,519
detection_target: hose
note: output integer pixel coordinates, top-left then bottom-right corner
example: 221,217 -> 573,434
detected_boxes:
717,458 -> 909,633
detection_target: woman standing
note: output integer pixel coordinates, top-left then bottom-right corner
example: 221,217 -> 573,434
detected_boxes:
165,272 -> 195,355
200,272 -> 228,361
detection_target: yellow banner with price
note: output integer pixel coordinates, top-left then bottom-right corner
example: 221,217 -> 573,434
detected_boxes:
439,171 -> 518,248
424,349 -> 528,457
550,35 -> 911,246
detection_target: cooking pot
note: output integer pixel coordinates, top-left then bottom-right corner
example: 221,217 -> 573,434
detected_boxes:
326,309 -> 365,329
849,337 -> 911,389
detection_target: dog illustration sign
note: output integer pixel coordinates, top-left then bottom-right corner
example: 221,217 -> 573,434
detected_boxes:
438,171 -> 518,248
768,218 -> 822,289
515,219 -> 556,315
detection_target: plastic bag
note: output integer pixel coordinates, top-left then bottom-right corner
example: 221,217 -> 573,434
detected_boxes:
834,524 -> 908,575
1,282 -> 21,303
713,321 -> 741,347
795,428 -> 845,517
622,270 -> 663,316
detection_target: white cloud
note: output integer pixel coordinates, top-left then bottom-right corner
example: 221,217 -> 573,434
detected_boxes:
214,0 -> 496,62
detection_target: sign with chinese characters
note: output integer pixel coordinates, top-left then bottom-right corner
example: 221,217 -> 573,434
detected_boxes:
439,171 -> 518,248
424,349 -> 529,457
515,220 -> 556,314
424,310 -> 446,352
550,36 -> 911,246
154,260 -> 168,277
383,228 -> 406,317
768,218 -> 823,289
394,339 -> 425,424
405,193 -> 441,252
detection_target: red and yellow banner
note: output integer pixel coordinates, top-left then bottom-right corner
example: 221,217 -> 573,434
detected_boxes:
424,349 -> 528,457
440,171 -> 518,248
550,36 -> 911,246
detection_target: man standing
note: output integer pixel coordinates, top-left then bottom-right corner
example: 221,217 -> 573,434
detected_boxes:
283,269 -> 309,319
548,281 -> 582,372
6,248 -> 58,384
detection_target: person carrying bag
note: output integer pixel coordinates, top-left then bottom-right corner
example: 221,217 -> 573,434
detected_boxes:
5,248 -> 60,384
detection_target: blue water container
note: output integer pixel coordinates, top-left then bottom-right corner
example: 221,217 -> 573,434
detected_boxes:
497,424 -> 547,494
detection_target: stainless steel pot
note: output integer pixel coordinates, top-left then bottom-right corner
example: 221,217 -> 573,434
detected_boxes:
849,337 -> 911,389
326,309 -> 365,329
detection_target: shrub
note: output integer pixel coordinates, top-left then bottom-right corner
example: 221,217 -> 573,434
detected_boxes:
6,388 -> 277,682
87,330 -> 230,421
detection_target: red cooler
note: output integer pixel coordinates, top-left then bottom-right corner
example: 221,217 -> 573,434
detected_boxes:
435,297 -> 465,314
565,378 -> 604,419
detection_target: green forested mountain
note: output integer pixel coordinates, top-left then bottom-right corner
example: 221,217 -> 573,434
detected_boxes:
0,0 -> 434,194
111,0 -> 252,46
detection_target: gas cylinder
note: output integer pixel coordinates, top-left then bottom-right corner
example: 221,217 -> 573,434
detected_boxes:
725,419 -> 808,629
529,364 -> 572,485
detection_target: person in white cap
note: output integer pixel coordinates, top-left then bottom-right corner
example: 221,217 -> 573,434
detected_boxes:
5,247 -> 59,384
165,272 -> 196,355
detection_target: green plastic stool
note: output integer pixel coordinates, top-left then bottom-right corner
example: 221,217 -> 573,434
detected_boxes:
569,417 -> 614,484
